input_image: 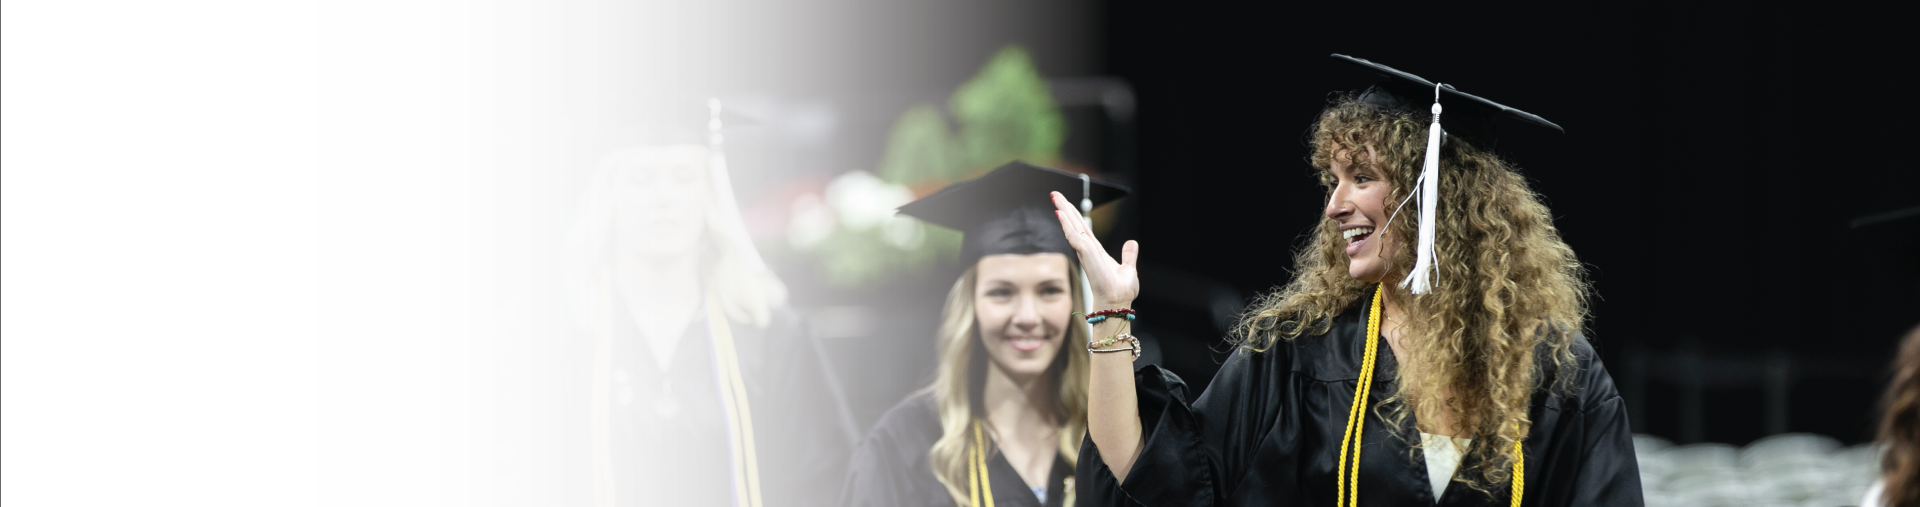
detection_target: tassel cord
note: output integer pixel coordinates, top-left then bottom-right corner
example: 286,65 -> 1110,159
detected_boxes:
1402,84 -> 1445,295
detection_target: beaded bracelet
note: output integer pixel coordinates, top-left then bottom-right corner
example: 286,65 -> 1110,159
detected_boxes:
1087,333 -> 1142,360
1083,308 -> 1136,325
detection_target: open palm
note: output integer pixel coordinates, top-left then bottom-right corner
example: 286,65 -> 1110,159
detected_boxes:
1050,191 -> 1139,307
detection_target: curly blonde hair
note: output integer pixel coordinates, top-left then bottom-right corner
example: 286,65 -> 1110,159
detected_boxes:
1235,96 -> 1590,494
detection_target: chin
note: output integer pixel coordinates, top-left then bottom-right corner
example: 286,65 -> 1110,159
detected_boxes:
990,352 -> 1059,379
1347,261 -> 1384,283
1008,363 -> 1054,378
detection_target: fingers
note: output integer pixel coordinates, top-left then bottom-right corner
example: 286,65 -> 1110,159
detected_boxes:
1050,192 -> 1096,250
1121,240 -> 1139,268
1050,192 -> 1087,235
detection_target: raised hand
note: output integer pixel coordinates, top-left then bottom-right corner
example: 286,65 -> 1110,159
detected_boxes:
1050,191 -> 1139,308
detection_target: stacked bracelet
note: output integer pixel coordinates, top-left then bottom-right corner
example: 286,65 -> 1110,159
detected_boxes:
1087,333 -> 1142,360
1084,308 -> 1136,325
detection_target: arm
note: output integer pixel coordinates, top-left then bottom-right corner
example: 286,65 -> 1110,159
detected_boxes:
1050,192 -> 1144,482
1568,349 -> 1645,506
1570,396 -> 1644,506
1087,315 -> 1143,481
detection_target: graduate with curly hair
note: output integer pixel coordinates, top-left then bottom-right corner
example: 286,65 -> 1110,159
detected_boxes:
1055,55 -> 1643,506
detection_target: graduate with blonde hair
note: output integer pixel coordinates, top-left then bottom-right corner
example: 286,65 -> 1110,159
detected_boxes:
564,100 -> 853,507
842,161 -> 1129,507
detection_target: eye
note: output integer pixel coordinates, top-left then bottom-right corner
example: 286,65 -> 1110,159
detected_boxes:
630,167 -> 657,185
985,288 -> 1013,299
1039,286 -> 1065,297
673,164 -> 702,183
1355,174 -> 1375,184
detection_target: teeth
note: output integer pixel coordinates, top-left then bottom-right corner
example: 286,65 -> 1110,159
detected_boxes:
1343,227 -> 1373,239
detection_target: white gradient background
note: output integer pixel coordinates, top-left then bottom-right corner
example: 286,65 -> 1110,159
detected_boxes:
2,0 -> 1094,505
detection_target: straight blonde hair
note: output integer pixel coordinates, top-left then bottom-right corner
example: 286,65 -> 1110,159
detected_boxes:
563,143 -> 787,507
925,263 -> 1089,506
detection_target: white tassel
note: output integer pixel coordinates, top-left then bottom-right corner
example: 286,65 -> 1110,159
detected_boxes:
1402,85 -> 1443,295
1078,173 -> 1095,314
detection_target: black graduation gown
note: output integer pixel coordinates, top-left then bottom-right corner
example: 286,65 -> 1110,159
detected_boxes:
843,392 -> 1076,507
608,300 -> 854,507
1075,293 -> 1644,506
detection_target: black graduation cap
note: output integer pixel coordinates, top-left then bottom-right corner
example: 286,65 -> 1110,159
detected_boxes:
896,160 -> 1130,266
1331,54 -> 1562,150
627,98 -> 761,146
1329,55 -> 1569,294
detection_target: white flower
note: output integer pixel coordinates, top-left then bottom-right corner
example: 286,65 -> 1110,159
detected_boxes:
881,215 -> 925,250
825,170 -> 914,231
787,193 -> 836,250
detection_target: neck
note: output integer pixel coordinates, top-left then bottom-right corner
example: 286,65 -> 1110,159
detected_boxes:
980,359 -> 1059,438
1377,279 -> 1415,372
1379,281 -> 1407,324
613,252 -> 703,324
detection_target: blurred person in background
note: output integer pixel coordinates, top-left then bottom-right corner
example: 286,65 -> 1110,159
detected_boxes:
563,100 -> 853,507
841,162 -> 1128,507
1056,55 -> 1642,506
1862,325 -> 1920,507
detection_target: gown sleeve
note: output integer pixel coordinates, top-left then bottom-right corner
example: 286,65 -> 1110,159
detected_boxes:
755,309 -> 861,507
839,395 -> 947,507
1560,347 -> 1644,506
841,431 -> 922,507
1076,344 -> 1292,506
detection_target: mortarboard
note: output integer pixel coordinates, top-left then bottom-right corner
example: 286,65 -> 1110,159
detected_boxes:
896,160 -> 1130,267
1331,54 -> 1563,150
1328,54 -> 1565,295
627,98 -> 761,146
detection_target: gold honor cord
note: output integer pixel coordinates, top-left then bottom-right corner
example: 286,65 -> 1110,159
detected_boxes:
709,296 -> 764,507
967,420 -> 997,507
1510,436 -> 1524,507
1336,284 -> 1525,506
1334,284 -> 1385,507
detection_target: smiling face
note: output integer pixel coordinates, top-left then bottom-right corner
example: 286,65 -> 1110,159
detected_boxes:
973,252 -> 1074,381
1324,147 -> 1398,283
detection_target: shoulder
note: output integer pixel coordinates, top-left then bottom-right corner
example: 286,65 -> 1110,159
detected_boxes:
859,391 -> 942,451
1549,332 -> 1624,412
1267,302 -> 1368,381
875,391 -> 939,428
757,305 -> 805,341
731,305 -> 809,353
843,392 -> 946,504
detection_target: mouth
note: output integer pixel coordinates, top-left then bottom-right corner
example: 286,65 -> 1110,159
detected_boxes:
1007,336 -> 1046,352
1342,227 -> 1374,256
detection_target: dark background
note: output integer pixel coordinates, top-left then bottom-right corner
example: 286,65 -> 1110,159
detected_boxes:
1095,3 -> 1920,444
767,1 -> 1920,447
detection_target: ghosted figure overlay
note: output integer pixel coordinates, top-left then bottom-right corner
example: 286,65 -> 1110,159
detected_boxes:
562,103 -> 851,507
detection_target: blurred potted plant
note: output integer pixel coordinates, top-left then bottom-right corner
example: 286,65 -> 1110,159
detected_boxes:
784,45 -> 1072,286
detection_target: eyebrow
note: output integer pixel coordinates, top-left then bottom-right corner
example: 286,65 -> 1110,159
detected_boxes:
979,277 -> 1069,288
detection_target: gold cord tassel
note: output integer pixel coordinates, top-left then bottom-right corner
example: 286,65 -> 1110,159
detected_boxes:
1335,284 -> 1385,507
709,295 -> 762,507
967,420 -> 997,507
1336,283 -> 1525,505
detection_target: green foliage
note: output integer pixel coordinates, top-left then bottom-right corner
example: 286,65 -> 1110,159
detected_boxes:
950,46 -> 1066,171
811,225 -> 961,286
877,105 -> 962,187
876,45 -> 1066,187
805,44 -> 1066,287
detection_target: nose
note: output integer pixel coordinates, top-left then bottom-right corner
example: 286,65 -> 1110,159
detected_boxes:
1009,292 -> 1043,333
1324,183 -> 1352,220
